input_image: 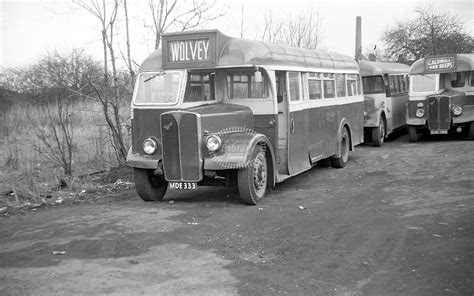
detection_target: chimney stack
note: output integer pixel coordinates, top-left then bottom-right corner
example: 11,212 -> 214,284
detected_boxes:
355,16 -> 362,61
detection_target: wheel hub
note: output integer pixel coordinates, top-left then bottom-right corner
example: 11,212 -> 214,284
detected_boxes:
253,154 -> 266,190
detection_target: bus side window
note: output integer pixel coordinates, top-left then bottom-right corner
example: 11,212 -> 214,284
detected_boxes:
308,72 -> 322,100
301,73 -> 308,100
451,72 -> 466,88
382,74 -> 390,97
288,72 -> 301,101
393,75 -> 400,93
346,74 -> 357,96
184,73 -> 214,102
389,75 -> 396,94
250,71 -> 268,98
226,70 -> 268,99
335,74 -> 346,98
276,72 -> 287,103
397,75 -> 405,92
323,73 -> 335,99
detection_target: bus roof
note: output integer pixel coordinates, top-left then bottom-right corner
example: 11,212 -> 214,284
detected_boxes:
217,38 -> 358,71
358,60 -> 410,76
410,53 -> 474,75
140,30 -> 359,72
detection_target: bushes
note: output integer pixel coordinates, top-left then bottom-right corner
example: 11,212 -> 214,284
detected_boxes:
0,98 -> 131,209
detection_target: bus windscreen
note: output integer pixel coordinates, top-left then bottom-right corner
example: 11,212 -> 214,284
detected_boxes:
135,72 -> 181,104
411,74 -> 437,93
362,76 -> 384,94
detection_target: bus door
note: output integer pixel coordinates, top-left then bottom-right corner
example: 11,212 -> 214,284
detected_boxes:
390,75 -> 409,130
287,72 -> 311,175
276,71 -> 289,175
384,74 -> 393,128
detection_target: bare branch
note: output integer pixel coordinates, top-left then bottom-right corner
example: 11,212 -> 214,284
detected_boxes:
146,0 -> 226,49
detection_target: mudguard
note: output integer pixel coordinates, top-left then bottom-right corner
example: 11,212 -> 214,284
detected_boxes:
405,103 -> 426,126
334,119 -> 353,158
453,105 -> 474,124
364,109 -> 384,128
204,132 -> 277,186
126,148 -> 159,169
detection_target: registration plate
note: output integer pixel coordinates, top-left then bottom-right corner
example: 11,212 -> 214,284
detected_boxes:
168,182 -> 197,190
430,130 -> 448,135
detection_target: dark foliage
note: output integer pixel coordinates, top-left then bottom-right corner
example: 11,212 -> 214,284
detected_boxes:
382,5 -> 474,63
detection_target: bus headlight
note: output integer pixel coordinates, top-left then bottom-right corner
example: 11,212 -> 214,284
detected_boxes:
452,105 -> 463,116
416,108 -> 425,118
143,138 -> 158,155
206,135 -> 222,152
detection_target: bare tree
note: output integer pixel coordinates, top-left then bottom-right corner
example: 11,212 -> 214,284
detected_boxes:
35,98 -> 74,176
382,4 -> 474,62
261,7 -> 322,50
260,12 -> 284,44
73,0 -> 129,164
123,0 -> 136,87
147,0 -> 227,49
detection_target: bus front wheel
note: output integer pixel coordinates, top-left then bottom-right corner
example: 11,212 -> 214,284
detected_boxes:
331,127 -> 350,168
372,117 -> 386,147
238,145 -> 267,205
408,125 -> 418,142
134,168 -> 168,201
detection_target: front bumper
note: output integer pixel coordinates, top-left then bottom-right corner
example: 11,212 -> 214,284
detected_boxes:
126,149 -> 159,169
406,117 -> 426,126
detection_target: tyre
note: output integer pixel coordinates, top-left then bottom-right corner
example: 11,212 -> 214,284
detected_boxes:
331,127 -> 350,168
408,125 -> 418,142
238,145 -> 267,205
134,168 -> 168,201
372,116 -> 386,147
468,122 -> 474,140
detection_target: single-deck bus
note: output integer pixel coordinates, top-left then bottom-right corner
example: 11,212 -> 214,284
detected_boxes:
407,53 -> 474,141
359,60 -> 410,146
126,30 -> 364,205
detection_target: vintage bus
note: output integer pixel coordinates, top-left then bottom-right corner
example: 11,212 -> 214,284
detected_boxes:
407,53 -> 474,142
126,30 -> 364,205
359,60 -> 410,146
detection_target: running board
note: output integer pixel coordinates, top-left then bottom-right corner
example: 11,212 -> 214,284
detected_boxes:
276,173 -> 291,183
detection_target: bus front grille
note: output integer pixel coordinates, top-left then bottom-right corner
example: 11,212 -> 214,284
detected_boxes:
161,112 -> 202,182
427,96 -> 451,131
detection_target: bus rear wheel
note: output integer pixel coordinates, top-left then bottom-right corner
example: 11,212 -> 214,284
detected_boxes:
238,145 -> 267,205
408,125 -> 418,142
134,168 -> 168,201
331,127 -> 350,168
372,116 -> 386,147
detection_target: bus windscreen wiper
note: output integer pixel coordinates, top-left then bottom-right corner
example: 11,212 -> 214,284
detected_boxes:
144,71 -> 166,82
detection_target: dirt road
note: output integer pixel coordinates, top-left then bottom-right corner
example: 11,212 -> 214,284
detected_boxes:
1,134 -> 473,295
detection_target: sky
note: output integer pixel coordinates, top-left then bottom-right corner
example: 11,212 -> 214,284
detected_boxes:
1,0 -> 473,68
